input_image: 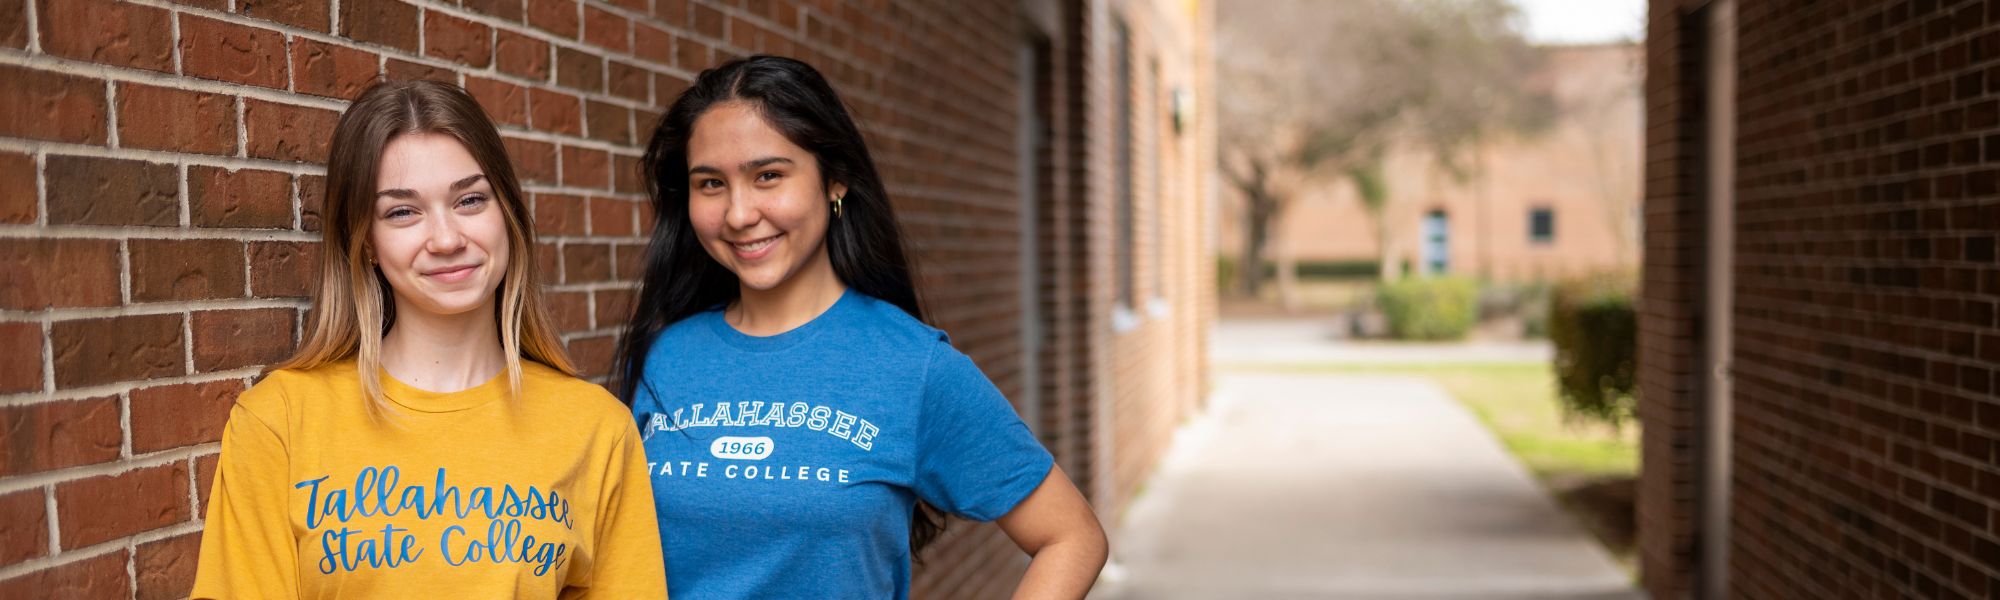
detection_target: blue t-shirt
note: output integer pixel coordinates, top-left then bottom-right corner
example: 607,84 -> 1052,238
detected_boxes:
631,289 -> 1055,599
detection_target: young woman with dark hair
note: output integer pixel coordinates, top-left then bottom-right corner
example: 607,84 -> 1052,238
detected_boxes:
616,55 -> 1108,598
191,80 -> 666,599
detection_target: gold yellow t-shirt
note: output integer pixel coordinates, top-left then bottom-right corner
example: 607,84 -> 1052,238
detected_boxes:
191,359 -> 667,599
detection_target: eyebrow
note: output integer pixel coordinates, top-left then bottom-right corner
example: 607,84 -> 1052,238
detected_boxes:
687,156 -> 795,177
375,173 -> 487,199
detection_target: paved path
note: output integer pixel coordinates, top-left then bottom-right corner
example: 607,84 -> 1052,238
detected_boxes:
1094,320 -> 1641,599
1212,318 -> 1553,367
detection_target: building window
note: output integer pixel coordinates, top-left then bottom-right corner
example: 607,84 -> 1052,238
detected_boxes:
1421,209 -> 1450,276
1529,207 -> 1555,245
1114,19 -> 1135,310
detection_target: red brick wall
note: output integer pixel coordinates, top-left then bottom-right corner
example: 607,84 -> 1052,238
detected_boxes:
0,0 -> 1212,598
1726,0 -> 1999,596
1645,0 -> 2000,597
1102,0 -> 1208,516
1638,2 -> 1706,597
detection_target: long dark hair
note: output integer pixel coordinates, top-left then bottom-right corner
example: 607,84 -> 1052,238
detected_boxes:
613,55 -> 944,556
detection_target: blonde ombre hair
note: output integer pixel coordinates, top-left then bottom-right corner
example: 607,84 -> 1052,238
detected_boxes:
276,80 -> 575,409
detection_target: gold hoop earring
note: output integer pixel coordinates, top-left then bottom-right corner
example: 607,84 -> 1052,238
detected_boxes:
832,195 -> 844,218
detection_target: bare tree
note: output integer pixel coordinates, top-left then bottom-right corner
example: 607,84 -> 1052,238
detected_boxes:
1393,0 -> 1557,280
1560,46 -> 1645,264
1218,0 -> 1553,295
1217,0 -> 1409,299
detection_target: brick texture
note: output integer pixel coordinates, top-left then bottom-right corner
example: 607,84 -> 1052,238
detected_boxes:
1646,0 -> 2000,598
0,550 -> 130,599
0,151 -> 33,223
0,489 -> 49,567
115,83 -> 240,156
55,464 -> 191,550
1637,2 -> 1708,598
44,155 -> 178,227
189,166 -> 295,229
0,238 -> 121,310
0,2 -> 1214,598
179,13 -> 290,89
0,65 -> 109,144
133,532 -> 202,600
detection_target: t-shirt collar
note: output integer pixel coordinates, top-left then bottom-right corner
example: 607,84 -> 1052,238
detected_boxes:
378,366 -> 507,413
702,287 -> 856,353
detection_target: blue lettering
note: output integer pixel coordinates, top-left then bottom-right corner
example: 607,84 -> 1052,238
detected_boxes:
428,468 -> 459,518
296,476 -> 330,529
317,527 -> 355,574
441,525 -> 469,566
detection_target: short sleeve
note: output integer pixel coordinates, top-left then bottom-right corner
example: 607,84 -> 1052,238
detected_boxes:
562,423 -> 668,599
191,394 -> 299,599
913,345 -> 1055,522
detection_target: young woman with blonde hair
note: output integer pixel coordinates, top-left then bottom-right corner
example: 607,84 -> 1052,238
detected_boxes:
191,80 -> 666,599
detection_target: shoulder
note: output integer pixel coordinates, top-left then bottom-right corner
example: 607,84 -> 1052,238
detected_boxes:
842,292 -> 949,347
918,342 -> 990,392
645,307 -> 723,352
253,358 -> 356,390
234,359 -> 360,430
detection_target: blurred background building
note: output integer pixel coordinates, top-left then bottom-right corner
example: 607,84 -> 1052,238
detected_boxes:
1218,42 -> 1642,284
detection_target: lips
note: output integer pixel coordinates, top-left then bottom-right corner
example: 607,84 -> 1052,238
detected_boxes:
423,264 -> 480,283
729,234 -> 782,260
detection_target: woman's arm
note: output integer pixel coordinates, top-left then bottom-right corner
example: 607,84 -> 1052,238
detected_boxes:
994,464 -> 1109,600
566,422 -> 669,599
191,400 -> 299,599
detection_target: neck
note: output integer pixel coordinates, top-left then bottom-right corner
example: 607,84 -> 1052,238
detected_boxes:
380,298 -> 507,393
728,247 -> 846,337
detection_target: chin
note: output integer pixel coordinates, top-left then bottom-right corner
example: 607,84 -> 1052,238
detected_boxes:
732,269 -> 786,292
414,299 -> 494,317
400,285 -> 500,317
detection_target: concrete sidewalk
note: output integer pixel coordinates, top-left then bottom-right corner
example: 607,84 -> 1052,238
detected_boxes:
1092,372 -> 1642,599
1213,317 -> 1553,367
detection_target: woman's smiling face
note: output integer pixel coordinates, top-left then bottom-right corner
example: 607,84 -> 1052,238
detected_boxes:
368,132 -> 510,318
684,101 -> 846,292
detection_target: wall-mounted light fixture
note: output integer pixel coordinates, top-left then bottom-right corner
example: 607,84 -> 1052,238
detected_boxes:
1171,86 -> 1192,136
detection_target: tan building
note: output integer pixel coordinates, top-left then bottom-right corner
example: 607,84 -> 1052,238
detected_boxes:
1222,42 -> 1643,283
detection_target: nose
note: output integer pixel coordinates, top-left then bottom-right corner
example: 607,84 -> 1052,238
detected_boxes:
723,187 -> 762,231
424,211 -> 468,255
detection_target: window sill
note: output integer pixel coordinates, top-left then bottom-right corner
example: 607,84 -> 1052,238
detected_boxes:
1112,305 -> 1142,334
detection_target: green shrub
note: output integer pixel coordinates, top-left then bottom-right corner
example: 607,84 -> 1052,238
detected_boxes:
1548,273 -> 1638,427
1376,276 -> 1479,340
1521,310 -> 1550,339
1481,281 -> 1553,339
1216,256 -> 1380,290
1216,255 -> 1238,292
1478,280 -> 1552,320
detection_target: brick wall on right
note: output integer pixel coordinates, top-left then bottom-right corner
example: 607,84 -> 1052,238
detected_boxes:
1644,0 -> 2000,597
